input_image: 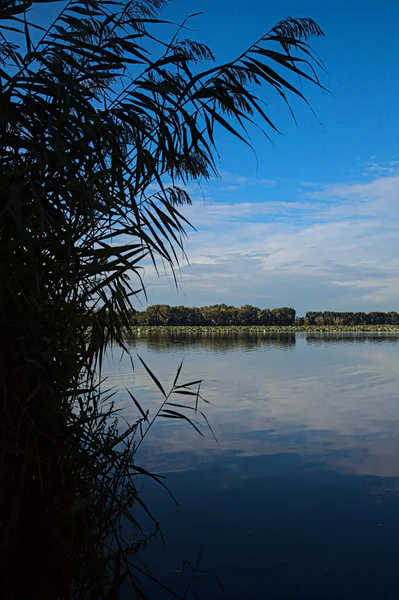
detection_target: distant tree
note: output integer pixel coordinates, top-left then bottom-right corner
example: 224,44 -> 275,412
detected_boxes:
272,306 -> 296,325
237,304 -> 261,325
368,312 -> 387,325
259,308 -> 273,325
388,311 -> 399,325
133,304 -> 301,326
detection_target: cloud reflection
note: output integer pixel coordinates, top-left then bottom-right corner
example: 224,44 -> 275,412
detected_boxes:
103,333 -> 399,479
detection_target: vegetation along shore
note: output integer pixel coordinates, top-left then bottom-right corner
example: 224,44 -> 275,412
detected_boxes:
126,305 -> 399,329
129,325 -> 399,333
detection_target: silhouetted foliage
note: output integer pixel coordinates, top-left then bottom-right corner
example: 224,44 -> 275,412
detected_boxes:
0,1 -> 325,598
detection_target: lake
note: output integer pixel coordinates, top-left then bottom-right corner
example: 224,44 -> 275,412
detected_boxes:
103,332 -> 399,600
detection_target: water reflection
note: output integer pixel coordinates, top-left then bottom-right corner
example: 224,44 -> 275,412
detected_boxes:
103,332 -> 399,480
125,331 -> 399,352
105,333 -> 399,600
124,331 -> 296,352
306,332 -> 399,345
139,451 -> 399,600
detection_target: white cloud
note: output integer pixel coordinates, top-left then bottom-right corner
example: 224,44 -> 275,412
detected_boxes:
306,174 -> 399,216
133,171 -> 399,313
224,174 -> 249,185
217,171 -> 275,191
220,185 -> 240,191
362,159 -> 399,176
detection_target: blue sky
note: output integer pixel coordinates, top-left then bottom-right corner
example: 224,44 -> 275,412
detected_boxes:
137,0 -> 399,315
29,0 -> 399,314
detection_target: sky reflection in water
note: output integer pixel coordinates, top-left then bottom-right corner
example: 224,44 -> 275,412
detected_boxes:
104,333 -> 399,478
103,333 -> 399,599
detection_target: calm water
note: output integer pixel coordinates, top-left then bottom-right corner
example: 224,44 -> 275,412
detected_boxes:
103,333 -> 399,600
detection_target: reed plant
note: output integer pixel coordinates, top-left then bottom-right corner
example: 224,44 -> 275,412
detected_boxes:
0,2 -> 325,597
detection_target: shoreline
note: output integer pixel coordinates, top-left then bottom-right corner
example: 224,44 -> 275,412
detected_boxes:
126,325 -> 399,334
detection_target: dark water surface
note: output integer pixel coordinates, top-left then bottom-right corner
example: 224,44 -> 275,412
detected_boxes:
103,333 -> 399,599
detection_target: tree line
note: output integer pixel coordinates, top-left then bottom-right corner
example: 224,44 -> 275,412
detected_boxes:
130,304 -> 295,326
129,305 -> 399,327
302,311 -> 399,326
